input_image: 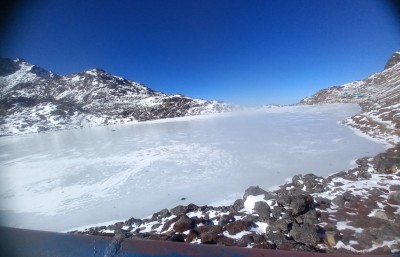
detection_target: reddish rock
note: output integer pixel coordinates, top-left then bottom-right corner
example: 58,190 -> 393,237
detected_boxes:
236,234 -> 254,247
216,236 -> 236,246
185,230 -> 198,243
173,215 -> 194,233
199,232 -> 218,244
161,216 -> 179,232
225,220 -> 250,235
195,225 -> 223,235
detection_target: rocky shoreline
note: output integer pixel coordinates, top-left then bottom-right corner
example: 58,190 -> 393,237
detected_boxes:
70,144 -> 400,254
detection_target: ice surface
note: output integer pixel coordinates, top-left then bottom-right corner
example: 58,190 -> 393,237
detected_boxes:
0,104 -> 386,231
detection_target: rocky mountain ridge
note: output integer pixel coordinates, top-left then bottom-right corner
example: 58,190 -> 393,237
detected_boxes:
299,52 -> 400,145
0,58 -> 235,136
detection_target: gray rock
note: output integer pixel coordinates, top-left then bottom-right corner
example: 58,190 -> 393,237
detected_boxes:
236,234 -> 254,247
242,214 -> 259,223
290,194 -> 313,215
253,201 -> 271,220
218,214 -> 235,226
292,173 -> 327,193
170,205 -> 188,216
314,197 -> 331,209
195,225 -> 223,235
268,219 -> 292,233
301,209 -> 318,225
332,195 -> 345,207
343,191 -> 356,202
231,199 -> 244,212
265,231 -> 292,247
151,208 -> 170,221
290,223 -> 320,246
199,232 -> 218,244
389,191 -> 400,204
271,206 -> 285,219
243,186 -> 267,200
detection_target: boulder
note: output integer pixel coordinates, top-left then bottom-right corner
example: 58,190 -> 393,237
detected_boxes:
292,173 -> 327,193
167,234 -> 185,242
332,195 -> 345,207
236,234 -> 254,247
161,216 -> 180,232
343,191 -> 357,202
218,214 -> 235,226
173,215 -> 195,233
199,232 -> 218,244
373,149 -> 400,174
276,193 -> 292,207
265,231 -> 292,247
389,185 -> 400,191
231,199 -> 244,212
268,219 -> 292,233
243,186 -> 267,199
170,205 -> 188,216
388,191 -> 400,204
356,169 -> 372,179
314,197 -> 331,209
301,209 -> 318,225
185,230 -> 198,243
290,223 -> 320,246
216,236 -> 236,246
290,243 -> 318,252
225,220 -> 251,235
290,194 -> 313,215
170,204 -> 198,216
195,225 -> 223,235
108,222 -> 124,230
124,218 -> 142,227
271,206 -> 285,219
151,208 -> 170,221
241,214 -> 259,223
253,201 -> 271,220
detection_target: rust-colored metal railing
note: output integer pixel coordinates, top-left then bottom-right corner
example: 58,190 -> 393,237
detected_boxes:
0,226 -> 394,257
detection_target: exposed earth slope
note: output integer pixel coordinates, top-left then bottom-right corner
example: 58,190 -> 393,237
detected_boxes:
0,58 -> 235,136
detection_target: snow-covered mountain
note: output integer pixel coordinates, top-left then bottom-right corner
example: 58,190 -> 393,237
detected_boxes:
0,58 -> 235,136
299,52 -> 400,145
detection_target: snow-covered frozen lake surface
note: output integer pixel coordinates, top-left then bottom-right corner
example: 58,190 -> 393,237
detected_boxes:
0,104 -> 386,231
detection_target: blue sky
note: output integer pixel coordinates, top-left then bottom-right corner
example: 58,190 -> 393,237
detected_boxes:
1,0 -> 399,105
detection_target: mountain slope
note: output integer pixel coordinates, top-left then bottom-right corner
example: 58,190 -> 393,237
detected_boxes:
299,52 -> 400,145
0,58 -> 235,135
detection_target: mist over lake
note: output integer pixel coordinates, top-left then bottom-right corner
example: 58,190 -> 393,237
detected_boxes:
0,104 -> 386,231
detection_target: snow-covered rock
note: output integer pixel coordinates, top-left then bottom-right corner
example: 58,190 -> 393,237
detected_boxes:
0,58 -> 236,136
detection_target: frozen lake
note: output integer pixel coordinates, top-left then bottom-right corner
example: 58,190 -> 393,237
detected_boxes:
0,104 -> 386,231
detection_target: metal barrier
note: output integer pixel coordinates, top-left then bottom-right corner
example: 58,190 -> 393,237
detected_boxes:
0,226 -> 394,257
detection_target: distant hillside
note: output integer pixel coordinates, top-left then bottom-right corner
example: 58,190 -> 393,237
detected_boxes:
0,58 -> 235,136
299,52 -> 400,145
